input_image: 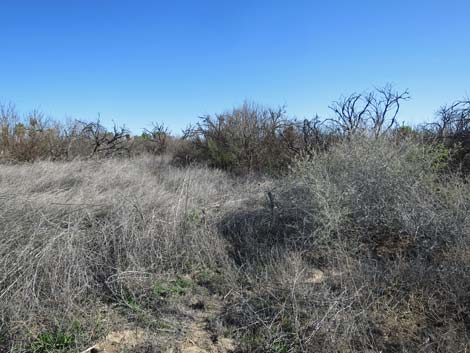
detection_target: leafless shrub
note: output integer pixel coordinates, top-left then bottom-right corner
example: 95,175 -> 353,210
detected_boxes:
141,122 -> 170,155
279,116 -> 339,157
0,104 -> 69,161
435,99 -> 470,137
79,118 -> 131,158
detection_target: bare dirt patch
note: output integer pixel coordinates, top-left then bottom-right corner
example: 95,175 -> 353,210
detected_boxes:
80,295 -> 236,353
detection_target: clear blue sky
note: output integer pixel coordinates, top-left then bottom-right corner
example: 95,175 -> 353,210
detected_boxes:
1,0 -> 469,134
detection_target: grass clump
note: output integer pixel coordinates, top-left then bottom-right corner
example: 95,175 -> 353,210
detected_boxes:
27,331 -> 76,353
153,277 -> 192,298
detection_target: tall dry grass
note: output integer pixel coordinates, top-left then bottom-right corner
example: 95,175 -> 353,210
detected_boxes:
0,155 -> 260,352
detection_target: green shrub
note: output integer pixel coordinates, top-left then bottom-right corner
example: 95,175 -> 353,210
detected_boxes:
173,102 -> 305,175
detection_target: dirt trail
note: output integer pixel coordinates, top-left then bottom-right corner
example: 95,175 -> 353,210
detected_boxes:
172,297 -> 235,353
80,329 -> 145,353
80,295 -> 235,353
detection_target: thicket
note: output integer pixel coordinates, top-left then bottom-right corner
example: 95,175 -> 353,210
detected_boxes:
219,136 -> 470,351
2,86 -> 470,177
0,103 -> 169,161
172,102 -> 336,175
172,86 -> 470,177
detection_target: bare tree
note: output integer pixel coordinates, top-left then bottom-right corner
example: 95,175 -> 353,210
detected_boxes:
328,84 -> 410,137
434,99 -> 470,139
80,118 -> 130,157
329,92 -> 373,135
370,84 -> 410,137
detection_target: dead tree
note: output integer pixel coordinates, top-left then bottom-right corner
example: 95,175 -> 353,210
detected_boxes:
329,92 -> 373,136
434,100 -> 470,139
370,84 -> 410,137
328,84 -> 410,137
80,118 -> 130,157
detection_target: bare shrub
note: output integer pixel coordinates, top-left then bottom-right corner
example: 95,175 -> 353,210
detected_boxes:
0,104 -> 69,161
0,103 -> 135,162
141,122 -> 171,155
78,118 -> 131,158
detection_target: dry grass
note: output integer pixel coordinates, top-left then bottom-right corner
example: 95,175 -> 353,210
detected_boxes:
0,155 -> 257,352
1,137 -> 470,352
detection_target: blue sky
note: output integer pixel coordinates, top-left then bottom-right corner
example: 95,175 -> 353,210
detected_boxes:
1,0 -> 469,134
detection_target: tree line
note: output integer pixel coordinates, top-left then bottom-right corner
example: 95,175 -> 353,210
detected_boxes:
1,84 -> 469,175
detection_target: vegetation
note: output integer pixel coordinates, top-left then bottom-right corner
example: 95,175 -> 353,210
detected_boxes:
1,87 -> 470,352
